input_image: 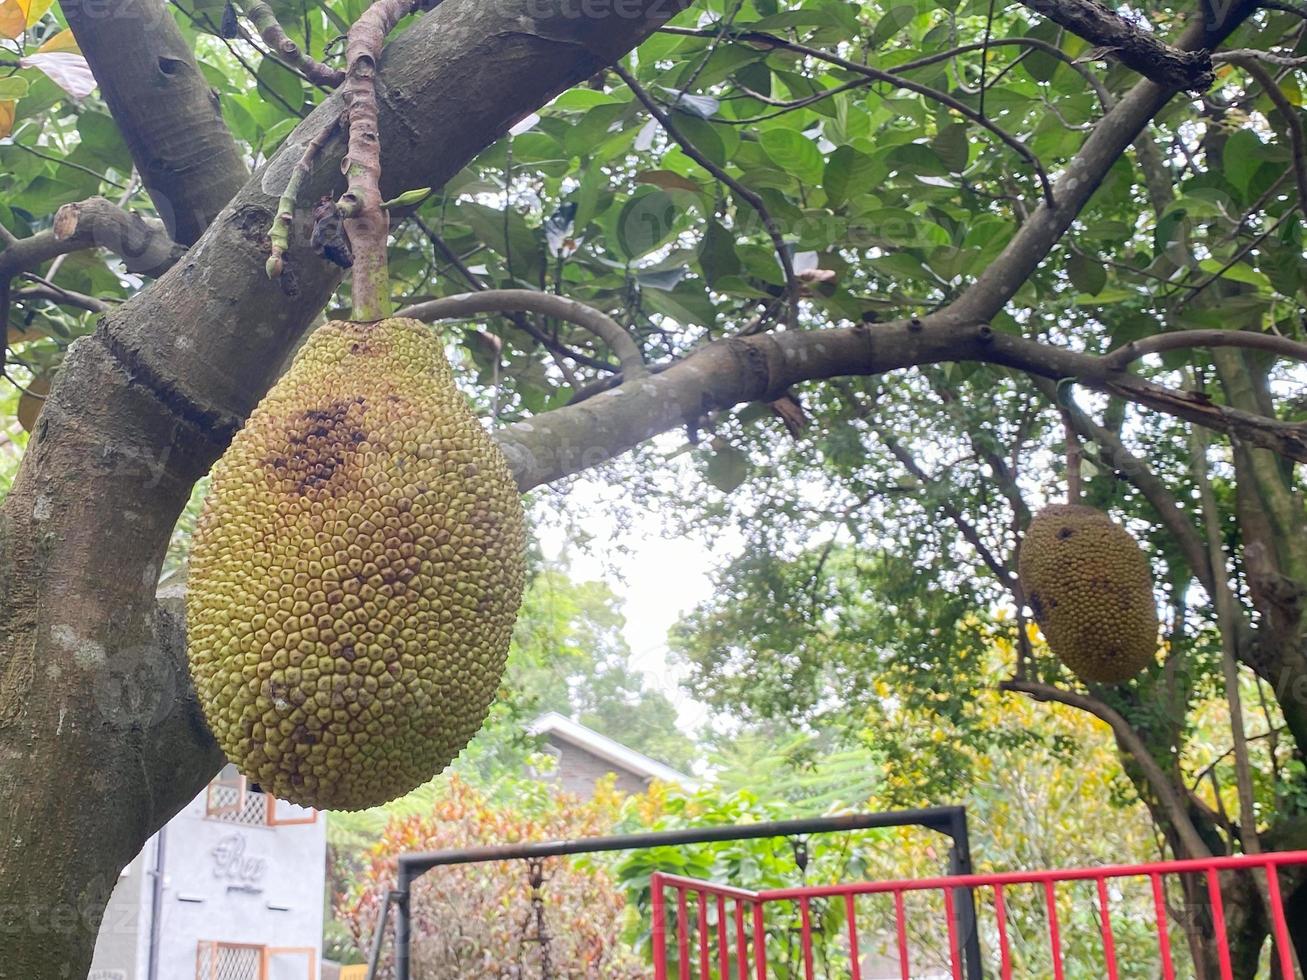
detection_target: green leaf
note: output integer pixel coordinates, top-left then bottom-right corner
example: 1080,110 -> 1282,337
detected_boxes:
699,220 -> 742,287
823,145 -> 881,208
75,112 -> 131,173
1197,258 -> 1272,290
1223,129 -> 1267,199
931,123 -> 969,173
255,55 -> 303,113
759,129 -> 825,185
1067,251 -> 1106,296
869,4 -> 917,46
706,446 -> 750,493
636,169 -> 703,193
0,76 -> 28,100
886,142 -> 950,178
616,188 -> 681,260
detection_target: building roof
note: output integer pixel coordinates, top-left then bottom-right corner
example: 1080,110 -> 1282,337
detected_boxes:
528,712 -> 695,789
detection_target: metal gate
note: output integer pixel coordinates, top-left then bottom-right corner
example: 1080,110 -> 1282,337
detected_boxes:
384,806 -> 981,980
651,850 -> 1307,979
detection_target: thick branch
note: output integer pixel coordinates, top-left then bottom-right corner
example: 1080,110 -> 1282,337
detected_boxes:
949,2 -> 1256,322
397,289 -> 647,378
1016,0 -> 1214,90
60,0 -> 249,244
0,197 -> 184,281
1001,679 -> 1213,858
495,313 -> 1307,491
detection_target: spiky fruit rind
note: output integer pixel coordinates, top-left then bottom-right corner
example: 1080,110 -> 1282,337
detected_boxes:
1017,504 -> 1159,684
187,317 -> 527,810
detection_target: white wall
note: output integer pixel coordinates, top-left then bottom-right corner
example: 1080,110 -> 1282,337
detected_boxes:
90,786 -> 326,980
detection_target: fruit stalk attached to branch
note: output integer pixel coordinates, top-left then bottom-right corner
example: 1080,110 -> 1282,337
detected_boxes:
337,0 -> 423,321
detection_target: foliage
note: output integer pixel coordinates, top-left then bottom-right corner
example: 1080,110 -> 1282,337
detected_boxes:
335,774 -> 645,979
3,0 -> 1306,971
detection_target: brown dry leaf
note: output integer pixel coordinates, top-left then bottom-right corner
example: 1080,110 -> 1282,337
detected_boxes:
0,0 -> 24,38
0,0 -> 49,37
0,101 -> 15,139
17,373 -> 51,433
768,389 -> 808,439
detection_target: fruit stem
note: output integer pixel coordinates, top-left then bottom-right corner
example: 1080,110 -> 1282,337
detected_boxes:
338,0 -> 424,321
1062,407 -> 1083,505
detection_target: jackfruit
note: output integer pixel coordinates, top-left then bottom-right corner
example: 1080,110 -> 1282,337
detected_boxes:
187,317 -> 527,810
1017,504 -> 1158,684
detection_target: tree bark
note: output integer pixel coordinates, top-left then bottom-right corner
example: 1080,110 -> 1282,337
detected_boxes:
61,0 -> 249,245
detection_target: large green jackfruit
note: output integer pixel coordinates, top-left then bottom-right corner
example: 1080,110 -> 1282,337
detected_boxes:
187,317 -> 527,810
1017,504 -> 1158,684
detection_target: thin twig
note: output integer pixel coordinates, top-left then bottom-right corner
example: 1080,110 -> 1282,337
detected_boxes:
613,62 -> 800,328
396,289 -> 647,378
658,29 -> 1055,205
1171,211 -> 1292,307
236,0 -> 346,88
1105,328 -> 1307,370
409,216 -> 619,374
1215,48 -> 1307,67
9,143 -> 129,191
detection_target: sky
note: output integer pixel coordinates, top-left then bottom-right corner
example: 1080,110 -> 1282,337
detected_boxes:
534,462 -> 742,736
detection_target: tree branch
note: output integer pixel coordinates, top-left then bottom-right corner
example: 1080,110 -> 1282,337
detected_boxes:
495,312 -> 1307,491
0,197 -> 184,284
14,281 -> 113,315
1105,327 -> 1307,370
408,216 -> 620,374
1001,678 -> 1213,858
1016,0 -> 1215,90
397,289 -> 647,379
948,1 -> 1258,323
61,0 -> 249,244
235,0 -> 346,87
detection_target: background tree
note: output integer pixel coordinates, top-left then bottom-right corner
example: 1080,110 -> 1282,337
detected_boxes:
0,0 -> 1304,975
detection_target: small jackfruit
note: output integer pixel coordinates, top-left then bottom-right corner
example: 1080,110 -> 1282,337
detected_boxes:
187,317 -> 527,810
1017,504 -> 1158,684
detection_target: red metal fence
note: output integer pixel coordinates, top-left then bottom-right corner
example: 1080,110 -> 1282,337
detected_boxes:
651,851 -> 1307,980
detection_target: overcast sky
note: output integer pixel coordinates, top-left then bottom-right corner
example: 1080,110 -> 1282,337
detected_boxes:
535,466 -> 742,736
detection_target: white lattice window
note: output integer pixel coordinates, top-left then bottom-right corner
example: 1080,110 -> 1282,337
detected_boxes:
195,941 -> 261,980
205,764 -> 315,826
